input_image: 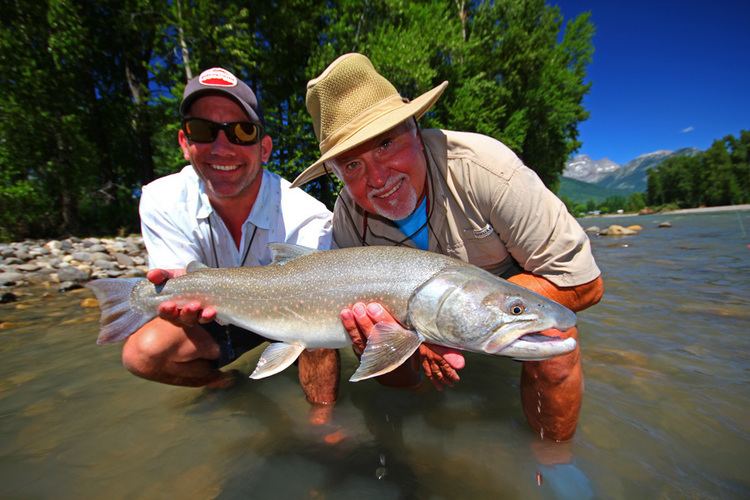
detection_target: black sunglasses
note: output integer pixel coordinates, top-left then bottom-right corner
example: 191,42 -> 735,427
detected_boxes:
182,117 -> 263,145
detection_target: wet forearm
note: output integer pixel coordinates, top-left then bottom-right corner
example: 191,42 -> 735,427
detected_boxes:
521,331 -> 583,441
507,273 -> 604,312
297,349 -> 341,404
508,272 -> 593,440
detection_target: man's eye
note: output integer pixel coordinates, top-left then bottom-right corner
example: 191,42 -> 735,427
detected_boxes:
379,139 -> 392,150
345,161 -> 361,171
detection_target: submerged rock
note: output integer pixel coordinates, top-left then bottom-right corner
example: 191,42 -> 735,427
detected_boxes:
599,225 -> 638,236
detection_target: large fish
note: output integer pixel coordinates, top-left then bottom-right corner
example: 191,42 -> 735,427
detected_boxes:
86,244 -> 577,381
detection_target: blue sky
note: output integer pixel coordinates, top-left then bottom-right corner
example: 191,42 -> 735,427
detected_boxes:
553,1 -> 750,164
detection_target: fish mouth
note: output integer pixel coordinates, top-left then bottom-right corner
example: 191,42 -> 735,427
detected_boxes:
497,332 -> 577,361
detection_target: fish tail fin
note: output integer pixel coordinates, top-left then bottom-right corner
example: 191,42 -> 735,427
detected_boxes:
86,278 -> 155,344
349,322 -> 424,382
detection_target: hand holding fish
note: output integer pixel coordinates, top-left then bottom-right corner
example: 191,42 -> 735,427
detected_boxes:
147,268 -> 217,327
340,301 -> 465,390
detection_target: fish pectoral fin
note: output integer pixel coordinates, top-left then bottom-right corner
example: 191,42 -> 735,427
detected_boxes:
268,243 -> 318,265
349,322 -> 424,382
250,343 -> 306,379
186,261 -> 210,273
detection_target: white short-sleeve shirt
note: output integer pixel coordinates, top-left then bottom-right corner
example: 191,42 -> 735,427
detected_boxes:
139,166 -> 332,269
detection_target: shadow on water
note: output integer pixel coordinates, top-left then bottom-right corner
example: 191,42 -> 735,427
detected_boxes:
2,210 -> 750,498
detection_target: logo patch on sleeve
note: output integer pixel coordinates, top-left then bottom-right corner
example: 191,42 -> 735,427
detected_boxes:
473,224 -> 495,239
198,68 -> 238,87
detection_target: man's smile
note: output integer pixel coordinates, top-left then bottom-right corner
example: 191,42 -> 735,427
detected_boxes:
210,164 -> 241,172
371,178 -> 404,200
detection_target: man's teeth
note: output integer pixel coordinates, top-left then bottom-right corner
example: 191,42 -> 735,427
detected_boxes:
376,180 -> 402,198
212,164 -> 239,171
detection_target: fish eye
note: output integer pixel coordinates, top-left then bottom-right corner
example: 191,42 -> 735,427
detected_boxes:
509,302 -> 525,315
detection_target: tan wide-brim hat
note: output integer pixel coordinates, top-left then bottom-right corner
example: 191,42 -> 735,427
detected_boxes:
290,53 -> 447,188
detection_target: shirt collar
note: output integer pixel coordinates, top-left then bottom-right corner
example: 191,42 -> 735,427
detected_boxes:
190,166 -> 274,230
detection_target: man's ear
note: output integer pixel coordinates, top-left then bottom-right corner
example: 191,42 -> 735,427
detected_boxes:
177,129 -> 191,161
260,134 -> 273,163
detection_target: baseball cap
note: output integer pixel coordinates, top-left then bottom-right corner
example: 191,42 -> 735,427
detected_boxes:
180,67 -> 264,125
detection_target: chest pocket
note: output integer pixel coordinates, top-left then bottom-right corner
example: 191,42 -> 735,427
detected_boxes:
459,223 -> 509,269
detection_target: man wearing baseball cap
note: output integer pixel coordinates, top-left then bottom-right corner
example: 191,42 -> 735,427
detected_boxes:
293,53 -> 604,440
123,67 -> 340,407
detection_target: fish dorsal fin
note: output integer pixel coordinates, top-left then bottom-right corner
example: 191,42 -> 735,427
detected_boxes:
268,243 -> 318,265
186,261 -> 210,273
250,342 -> 306,379
349,322 -> 424,382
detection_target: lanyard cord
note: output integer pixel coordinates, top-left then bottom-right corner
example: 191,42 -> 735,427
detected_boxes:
207,214 -> 259,268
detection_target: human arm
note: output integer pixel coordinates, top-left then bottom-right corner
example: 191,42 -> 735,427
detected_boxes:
508,272 -> 604,441
340,302 -> 465,390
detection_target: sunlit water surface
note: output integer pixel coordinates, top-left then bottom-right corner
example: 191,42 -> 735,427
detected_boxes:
1,210 -> 749,499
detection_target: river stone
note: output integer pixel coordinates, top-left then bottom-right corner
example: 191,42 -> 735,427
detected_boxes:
80,297 -> 99,308
71,252 -> 93,262
113,253 -> 134,266
658,221 -> 672,228
60,240 -> 74,250
57,266 -> 90,282
94,259 -> 118,270
15,250 -> 30,260
1,291 -> 17,303
0,272 -> 24,285
599,225 -> 637,236
58,281 -> 82,292
626,225 -> 643,232
585,226 -> 600,234
88,244 -> 107,253
132,256 -> 146,266
16,263 -> 42,272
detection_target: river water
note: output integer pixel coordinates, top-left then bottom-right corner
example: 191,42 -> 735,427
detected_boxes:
1,210 -> 749,499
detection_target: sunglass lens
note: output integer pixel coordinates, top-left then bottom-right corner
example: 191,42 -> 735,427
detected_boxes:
231,122 -> 259,144
184,119 -> 216,142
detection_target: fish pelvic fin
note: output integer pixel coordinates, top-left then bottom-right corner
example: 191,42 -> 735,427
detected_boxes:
267,243 -> 318,265
250,342 -> 306,379
85,278 -> 154,344
349,322 -> 424,382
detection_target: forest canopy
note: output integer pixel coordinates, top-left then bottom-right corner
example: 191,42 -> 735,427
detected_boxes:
0,0 -> 594,240
647,131 -> 750,209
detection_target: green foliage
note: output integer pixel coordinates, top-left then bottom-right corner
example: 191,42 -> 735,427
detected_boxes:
647,131 -> 750,208
0,0 -> 594,240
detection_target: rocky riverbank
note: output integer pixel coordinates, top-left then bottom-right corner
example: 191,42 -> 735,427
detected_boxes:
0,236 -> 148,302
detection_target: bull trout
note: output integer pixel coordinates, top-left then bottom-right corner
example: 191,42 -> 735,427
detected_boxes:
86,244 -> 577,381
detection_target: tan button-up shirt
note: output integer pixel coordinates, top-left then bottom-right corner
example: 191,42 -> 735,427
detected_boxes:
332,129 -> 600,287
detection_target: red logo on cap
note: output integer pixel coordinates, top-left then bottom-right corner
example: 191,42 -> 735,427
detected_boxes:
198,68 -> 238,87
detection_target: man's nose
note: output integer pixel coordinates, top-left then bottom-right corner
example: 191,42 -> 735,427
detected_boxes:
365,160 -> 389,188
211,130 -> 236,154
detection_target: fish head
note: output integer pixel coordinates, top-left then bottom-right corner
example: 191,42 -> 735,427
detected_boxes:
409,265 -> 577,361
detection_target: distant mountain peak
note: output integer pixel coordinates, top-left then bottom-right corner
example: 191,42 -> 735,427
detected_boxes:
563,148 -> 700,193
563,155 -> 620,183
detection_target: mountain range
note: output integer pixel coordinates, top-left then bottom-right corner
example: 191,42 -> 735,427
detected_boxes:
558,148 -> 699,202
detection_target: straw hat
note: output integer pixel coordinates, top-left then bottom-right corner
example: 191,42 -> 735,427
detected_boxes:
290,53 -> 447,188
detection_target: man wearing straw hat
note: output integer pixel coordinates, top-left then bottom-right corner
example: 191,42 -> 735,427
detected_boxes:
292,53 -> 604,440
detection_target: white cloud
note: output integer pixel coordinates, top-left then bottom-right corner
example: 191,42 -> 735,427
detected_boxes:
681,126 -> 695,133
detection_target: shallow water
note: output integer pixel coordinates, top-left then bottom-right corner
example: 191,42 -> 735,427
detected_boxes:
1,210 -> 749,499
